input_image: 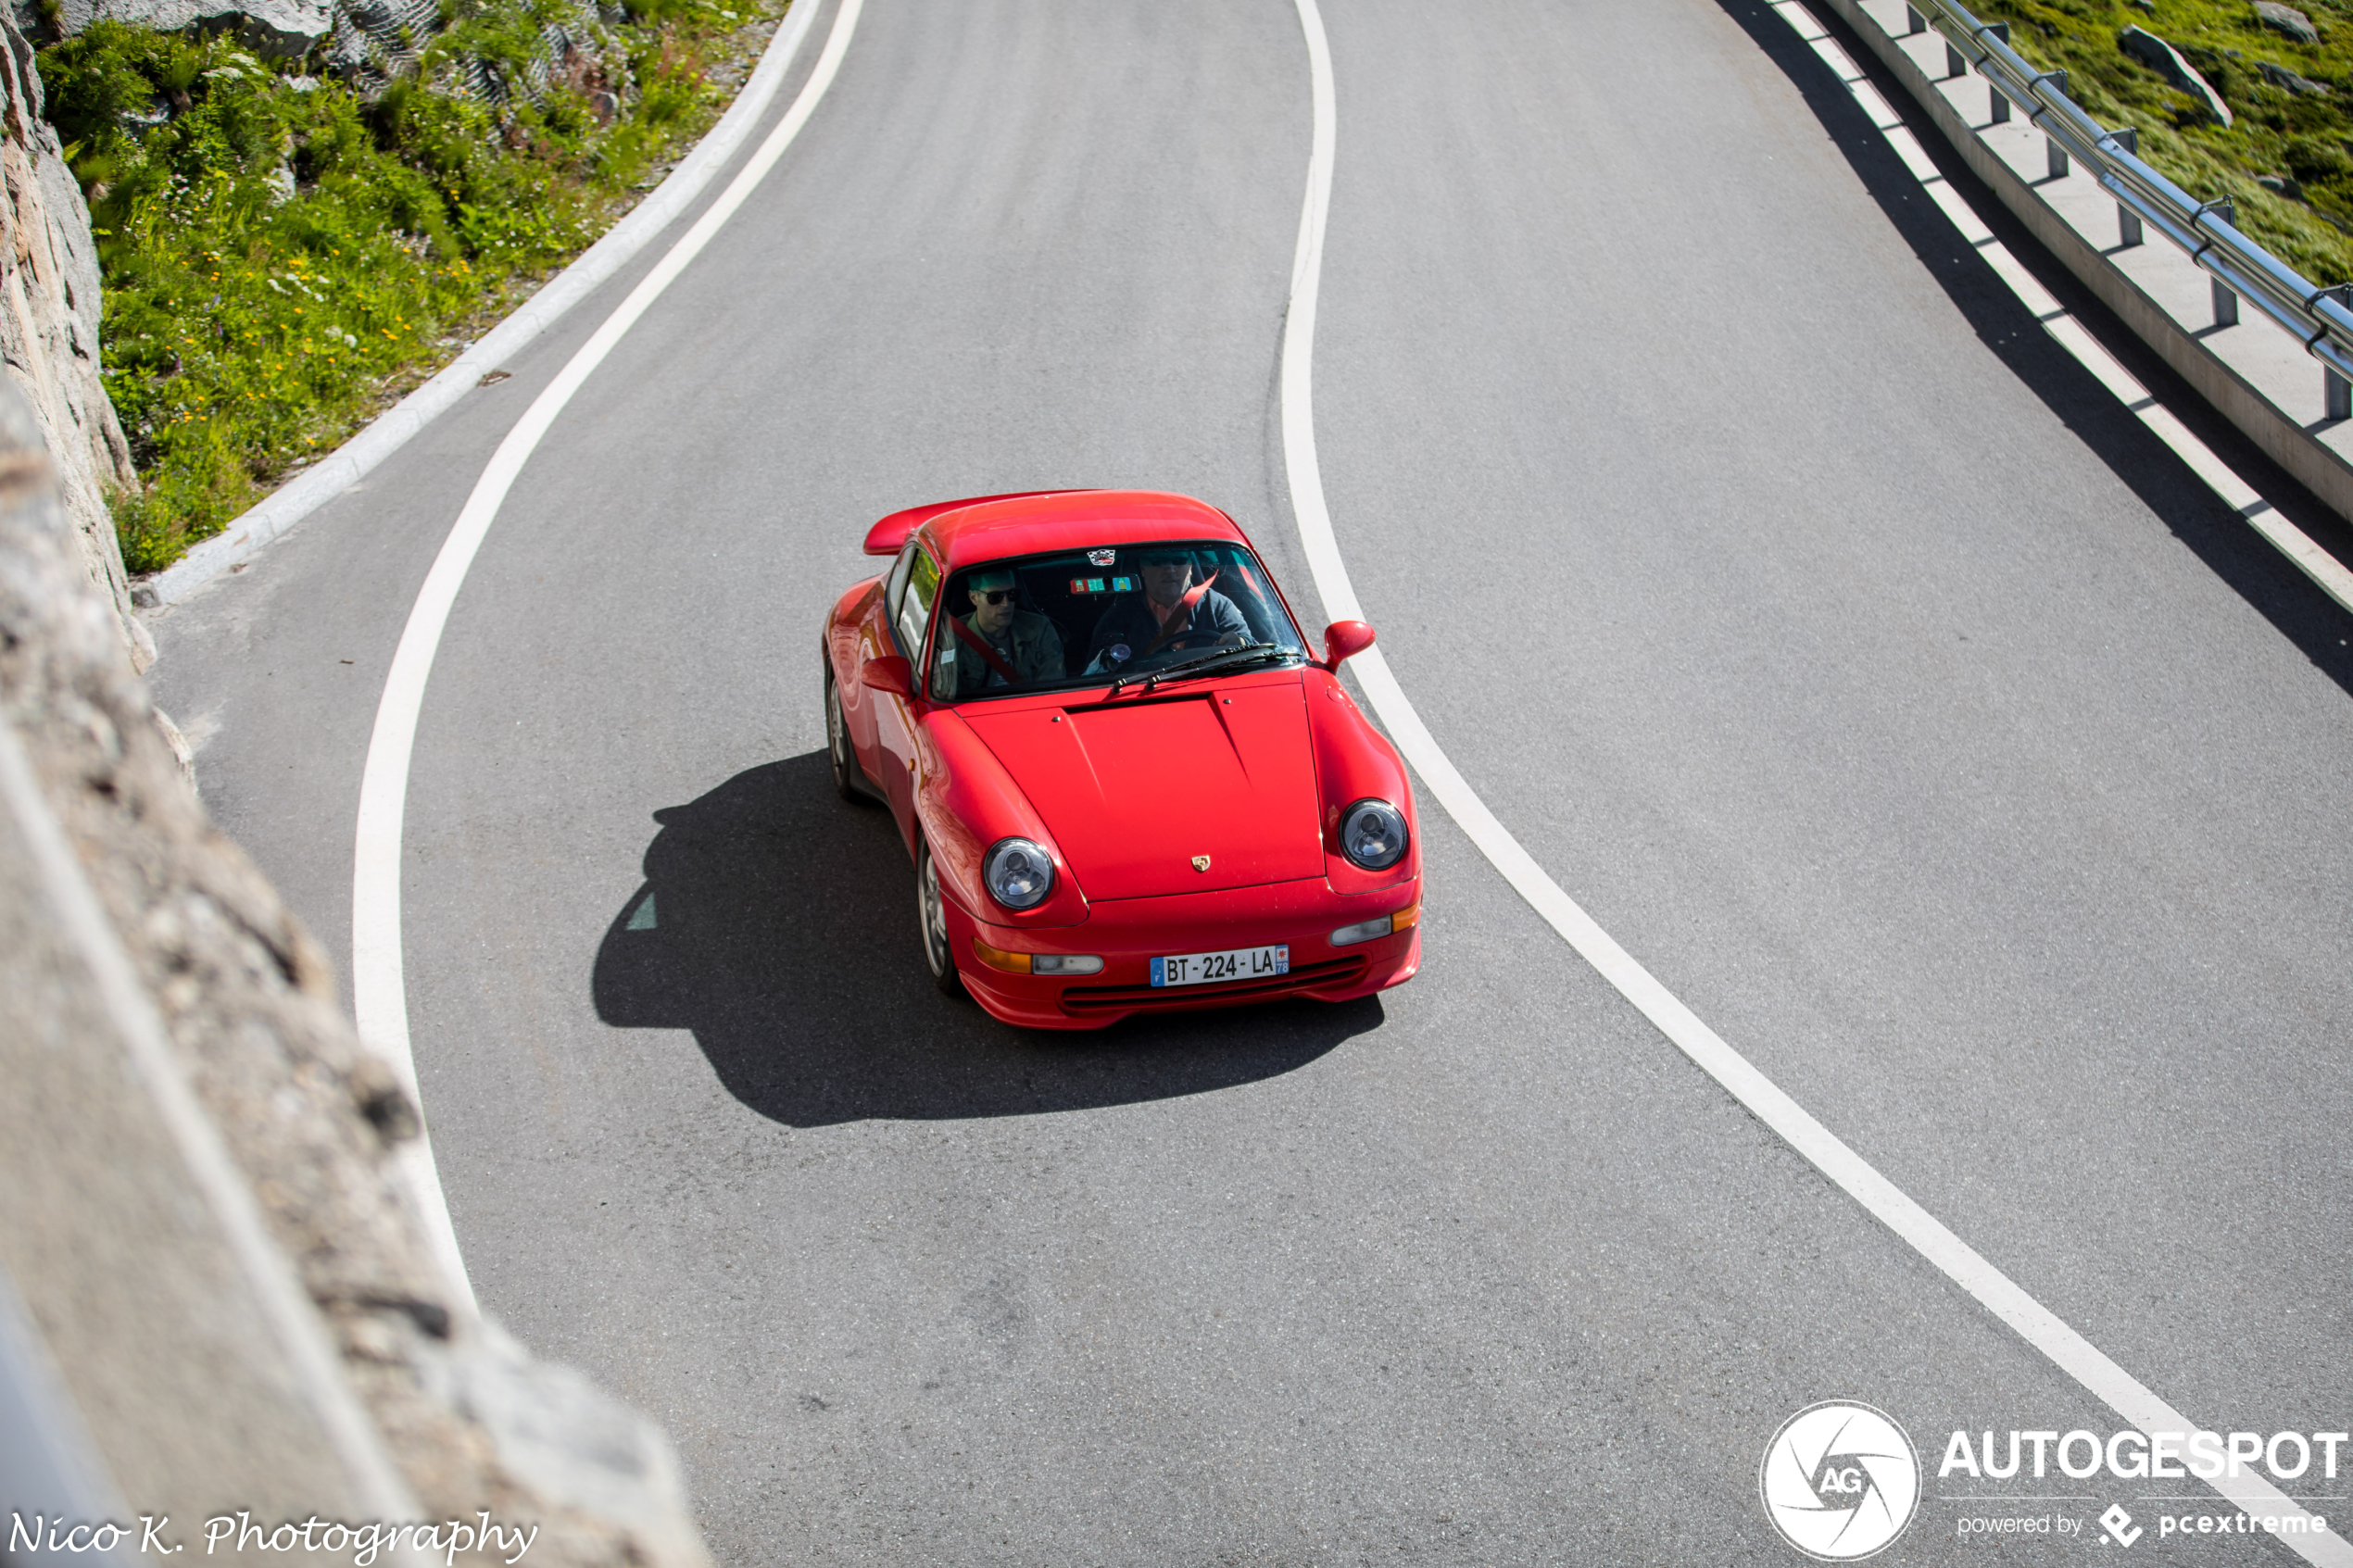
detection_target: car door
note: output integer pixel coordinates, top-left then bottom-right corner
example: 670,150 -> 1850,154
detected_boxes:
875,541 -> 942,842
846,542 -> 916,765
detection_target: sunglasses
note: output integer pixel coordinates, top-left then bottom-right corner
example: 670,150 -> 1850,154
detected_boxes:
973,588 -> 1016,605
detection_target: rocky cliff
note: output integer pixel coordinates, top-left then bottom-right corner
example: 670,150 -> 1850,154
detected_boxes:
0,6 -> 147,673
0,374 -> 711,1563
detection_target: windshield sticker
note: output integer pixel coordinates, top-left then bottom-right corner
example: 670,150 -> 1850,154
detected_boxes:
1088,548 -> 1116,566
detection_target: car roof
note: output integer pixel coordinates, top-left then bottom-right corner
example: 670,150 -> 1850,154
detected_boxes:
915,490 -> 1249,571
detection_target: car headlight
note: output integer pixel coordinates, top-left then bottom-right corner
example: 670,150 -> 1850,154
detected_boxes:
983,837 -> 1056,910
1338,798 -> 1409,871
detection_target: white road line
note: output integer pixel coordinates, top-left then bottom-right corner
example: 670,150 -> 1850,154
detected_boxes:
350,0 -> 864,1319
1777,0 -> 2353,619
1277,1 -> 2350,1561
146,0 -> 829,606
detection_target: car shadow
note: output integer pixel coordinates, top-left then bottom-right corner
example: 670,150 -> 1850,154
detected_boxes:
590,751 -> 1379,1126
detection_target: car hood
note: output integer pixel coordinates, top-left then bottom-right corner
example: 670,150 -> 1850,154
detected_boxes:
962,681 -> 1326,900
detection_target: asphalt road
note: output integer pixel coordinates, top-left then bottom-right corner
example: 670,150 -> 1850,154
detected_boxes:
150,0 -> 2353,1562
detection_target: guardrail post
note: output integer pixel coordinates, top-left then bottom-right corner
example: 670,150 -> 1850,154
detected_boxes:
2110,128 -> 2141,246
2322,287 -> 2353,420
2200,198 -> 2240,327
1983,24 -> 2010,122
1906,5 -> 1924,34
2032,71 -> 2071,179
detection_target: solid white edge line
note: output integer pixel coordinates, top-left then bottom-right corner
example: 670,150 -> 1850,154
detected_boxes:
0,715 -> 434,1566
1277,1 -> 2351,1561
148,0 -> 833,607
350,0 -> 865,1322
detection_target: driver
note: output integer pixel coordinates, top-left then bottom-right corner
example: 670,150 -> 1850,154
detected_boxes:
944,568 -> 1064,696
1085,547 -> 1250,671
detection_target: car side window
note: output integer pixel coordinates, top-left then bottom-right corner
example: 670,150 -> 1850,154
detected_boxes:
895,546 -> 940,665
884,542 -> 917,630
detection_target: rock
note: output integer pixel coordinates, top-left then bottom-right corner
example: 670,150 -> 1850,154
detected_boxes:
2259,58 -> 2332,94
0,9 -> 146,675
2130,0 -> 2155,10
327,0 -> 439,77
2120,25 -> 2235,126
2259,172 -> 2308,197
2255,1 -> 2320,44
0,373 -> 714,1567
56,0 -> 334,56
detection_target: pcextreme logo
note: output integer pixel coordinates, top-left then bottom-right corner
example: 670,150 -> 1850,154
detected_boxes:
1760,1400 -> 1922,1561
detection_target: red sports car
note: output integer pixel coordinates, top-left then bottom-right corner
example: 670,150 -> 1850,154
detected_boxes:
822,489 -> 1421,1029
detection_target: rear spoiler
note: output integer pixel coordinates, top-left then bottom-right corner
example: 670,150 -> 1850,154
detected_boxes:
862,490 -> 1088,556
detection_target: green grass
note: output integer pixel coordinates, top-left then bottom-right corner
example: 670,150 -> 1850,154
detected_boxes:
1964,0 -> 2353,285
42,0 -> 783,571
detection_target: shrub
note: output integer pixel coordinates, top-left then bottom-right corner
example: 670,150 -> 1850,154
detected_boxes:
42,0 -> 764,571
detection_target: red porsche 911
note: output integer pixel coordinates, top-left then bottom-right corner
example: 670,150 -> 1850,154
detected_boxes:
822,489 -> 1420,1029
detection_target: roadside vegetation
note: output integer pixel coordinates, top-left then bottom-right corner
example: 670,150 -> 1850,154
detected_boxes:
1966,0 -> 2353,285
42,0 -> 785,571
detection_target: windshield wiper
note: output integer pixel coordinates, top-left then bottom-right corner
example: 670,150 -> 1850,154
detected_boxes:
1113,644 -> 1292,696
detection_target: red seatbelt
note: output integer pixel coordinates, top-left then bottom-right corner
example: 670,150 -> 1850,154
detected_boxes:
1144,571 -> 1219,656
949,614 -> 1023,685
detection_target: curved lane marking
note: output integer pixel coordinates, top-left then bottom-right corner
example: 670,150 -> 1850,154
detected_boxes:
1277,1 -> 2347,1561
152,0 -> 837,606
351,0 -> 868,1319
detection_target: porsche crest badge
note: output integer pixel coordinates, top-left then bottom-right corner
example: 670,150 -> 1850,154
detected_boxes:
1190,855 -> 1212,872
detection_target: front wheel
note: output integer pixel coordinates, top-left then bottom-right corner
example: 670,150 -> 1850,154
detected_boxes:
917,840 -> 964,997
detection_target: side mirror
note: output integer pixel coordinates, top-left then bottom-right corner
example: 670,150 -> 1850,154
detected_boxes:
1323,620 -> 1377,669
860,654 -> 913,698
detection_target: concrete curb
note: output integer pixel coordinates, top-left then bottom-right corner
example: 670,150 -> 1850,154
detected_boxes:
1821,0 -> 2353,533
144,0 -> 815,608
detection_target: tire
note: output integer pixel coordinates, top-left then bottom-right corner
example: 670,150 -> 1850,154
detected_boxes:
917,839 -> 965,997
824,660 -> 862,803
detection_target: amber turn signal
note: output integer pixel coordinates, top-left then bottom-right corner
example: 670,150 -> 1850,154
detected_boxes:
973,939 -> 1032,973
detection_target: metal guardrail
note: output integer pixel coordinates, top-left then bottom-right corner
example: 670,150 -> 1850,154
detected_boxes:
1904,0 -> 2353,417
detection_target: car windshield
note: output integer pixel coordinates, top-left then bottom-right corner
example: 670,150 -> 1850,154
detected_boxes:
927,541 -> 1308,701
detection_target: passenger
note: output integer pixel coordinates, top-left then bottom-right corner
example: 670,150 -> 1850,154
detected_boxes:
945,568 -> 1063,696
1086,548 -> 1250,671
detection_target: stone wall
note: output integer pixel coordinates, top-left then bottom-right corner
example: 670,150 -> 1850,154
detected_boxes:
0,375 -> 711,1564
0,6 -> 147,673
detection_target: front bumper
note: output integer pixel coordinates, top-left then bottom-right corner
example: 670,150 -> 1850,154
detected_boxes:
946,875 -> 1420,1030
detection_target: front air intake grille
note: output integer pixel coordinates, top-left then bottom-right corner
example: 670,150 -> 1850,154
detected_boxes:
1060,955 -> 1367,1013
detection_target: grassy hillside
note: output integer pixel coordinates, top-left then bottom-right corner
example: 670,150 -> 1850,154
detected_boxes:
42,0 -> 786,572
1964,0 -> 2353,285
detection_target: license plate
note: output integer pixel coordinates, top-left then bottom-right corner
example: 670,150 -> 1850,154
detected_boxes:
1151,945 -> 1289,987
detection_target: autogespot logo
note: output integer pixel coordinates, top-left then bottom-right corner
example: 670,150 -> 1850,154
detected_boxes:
1760,1400 -> 1922,1561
